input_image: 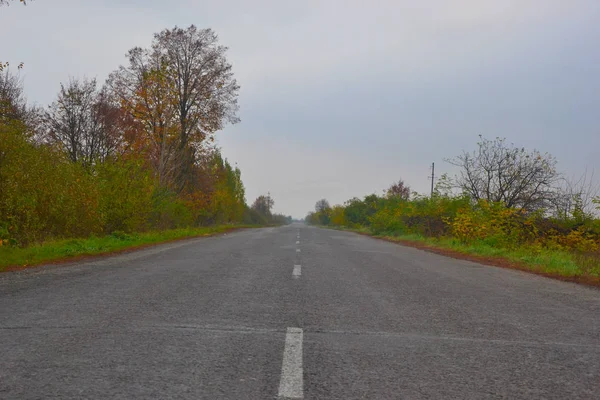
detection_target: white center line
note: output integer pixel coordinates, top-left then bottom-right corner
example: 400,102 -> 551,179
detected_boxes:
296,241 -> 300,245
292,265 -> 301,278
296,249 -> 300,253
278,327 -> 304,399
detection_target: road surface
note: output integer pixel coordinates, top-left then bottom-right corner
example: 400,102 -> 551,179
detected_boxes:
1,224 -> 599,399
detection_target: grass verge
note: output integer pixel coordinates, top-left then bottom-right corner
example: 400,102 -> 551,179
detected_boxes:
329,226 -> 600,288
0,225 -> 257,272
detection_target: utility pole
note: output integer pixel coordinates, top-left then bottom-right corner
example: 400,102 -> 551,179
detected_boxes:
429,162 -> 435,197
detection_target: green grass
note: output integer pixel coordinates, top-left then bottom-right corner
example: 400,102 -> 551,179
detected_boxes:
0,225 -> 257,272
329,226 -> 600,281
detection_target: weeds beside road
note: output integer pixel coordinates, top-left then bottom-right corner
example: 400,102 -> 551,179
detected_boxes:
329,226 -> 600,288
0,225 -> 256,272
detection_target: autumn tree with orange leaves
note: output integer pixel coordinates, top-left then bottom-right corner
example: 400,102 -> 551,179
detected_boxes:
0,23 -> 286,247
108,25 -> 240,193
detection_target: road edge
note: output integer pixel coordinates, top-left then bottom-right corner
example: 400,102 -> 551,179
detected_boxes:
1,226 -> 260,274
322,226 -> 600,289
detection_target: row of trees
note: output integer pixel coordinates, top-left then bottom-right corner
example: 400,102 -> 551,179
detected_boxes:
307,137 -> 600,255
1,24 -> 289,246
33,25 -> 240,194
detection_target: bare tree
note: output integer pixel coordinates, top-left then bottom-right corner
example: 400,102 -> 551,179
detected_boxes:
448,136 -> 560,211
554,169 -> 600,218
386,179 -> 411,200
108,25 -> 240,191
43,78 -> 121,167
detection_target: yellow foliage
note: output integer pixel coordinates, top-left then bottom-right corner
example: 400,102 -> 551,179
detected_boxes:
451,209 -> 487,243
449,200 -> 537,247
546,228 -> 599,253
330,206 -> 346,226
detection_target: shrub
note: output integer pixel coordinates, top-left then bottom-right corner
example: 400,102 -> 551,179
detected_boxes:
317,190 -> 600,256
96,158 -> 155,233
149,188 -> 195,230
330,205 -> 346,226
0,123 -> 102,245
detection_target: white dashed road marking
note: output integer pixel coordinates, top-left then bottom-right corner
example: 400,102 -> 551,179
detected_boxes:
278,327 -> 304,399
293,265 -> 301,278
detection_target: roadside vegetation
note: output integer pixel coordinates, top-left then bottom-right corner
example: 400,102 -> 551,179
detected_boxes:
1,13 -> 291,269
0,225 -> 250,271
307,137 -> 600,285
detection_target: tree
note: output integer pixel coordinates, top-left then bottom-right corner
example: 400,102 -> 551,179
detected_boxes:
314,198 -> 331,225
448,136 -> 560,211
156,26 -> 240,188
315,199 -> 331,213
553,169 -> 600,219
252,194 -> 274,218
108,25 -> 240,192
433,173 -> 454,197
343,196 -> 380,226
43,78 -> 121,168
386,179 -> 411,200
0,70 -> 28,123
109,47 -> 179,187
204,153 -> 246,223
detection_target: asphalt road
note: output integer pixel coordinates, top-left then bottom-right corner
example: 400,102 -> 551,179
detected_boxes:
1,224 -> 599,399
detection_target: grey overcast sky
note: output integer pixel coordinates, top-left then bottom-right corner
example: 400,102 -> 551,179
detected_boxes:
2,0 -> 599,218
